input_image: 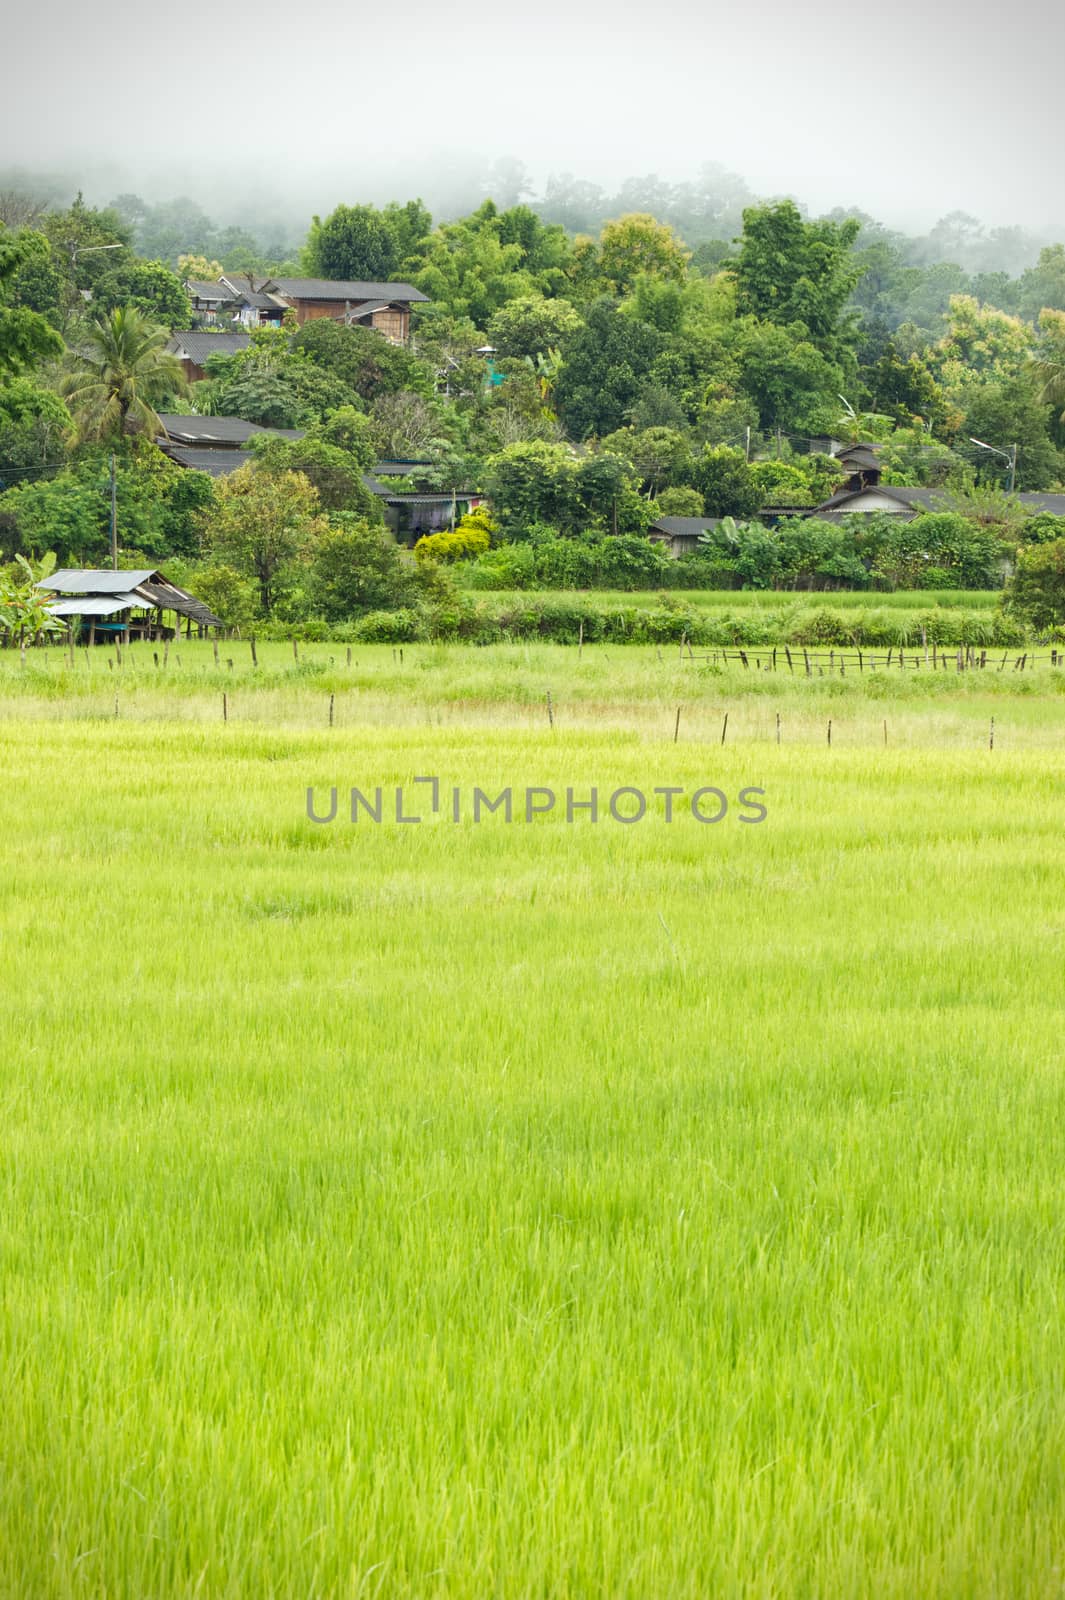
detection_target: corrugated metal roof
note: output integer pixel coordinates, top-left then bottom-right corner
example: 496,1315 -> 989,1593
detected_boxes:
167,331 -> 252,365
161,446 -> 255,477
40,569 -> 157,593
47,595 -> 142,616
158,413 -> 264,444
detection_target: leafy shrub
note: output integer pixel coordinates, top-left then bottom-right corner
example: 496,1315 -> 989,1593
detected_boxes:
414,524 -> 492,564
352,608 -> 425,642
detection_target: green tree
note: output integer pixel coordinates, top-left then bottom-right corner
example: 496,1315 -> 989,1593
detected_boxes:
732,200 -> 861,358
0,230 -> 63,375
61,307 -> 186,442
597,213 -> 691,295
202,331 -> 357,427
486,295 -> 582,360
1018,246 -> 1065,321
291,318 -> 432,401
0,379 -> 70,475
1004,539 -> 1065,628
553,298 -> 665,438
963,378 -> 1061,490
733,319 -> 841,432
691,445 -> 762,518
482,441 -> 579,536
302,204 -> 399,281
250,432 -> 383,518
204,463 -> 328,614
654,485 -> 704,517
309,516 -> 416,621
93,260 -> 191,327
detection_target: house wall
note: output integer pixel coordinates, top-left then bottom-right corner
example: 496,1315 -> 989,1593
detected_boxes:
283,299 -> 410,343
370,307 -> 408,343
840,490 -> 914,514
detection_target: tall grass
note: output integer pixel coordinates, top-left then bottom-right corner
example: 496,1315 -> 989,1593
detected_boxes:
0,651 -> 1063,1595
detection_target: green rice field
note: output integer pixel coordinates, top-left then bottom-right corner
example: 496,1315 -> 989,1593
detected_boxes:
1,641 -> 1064,1596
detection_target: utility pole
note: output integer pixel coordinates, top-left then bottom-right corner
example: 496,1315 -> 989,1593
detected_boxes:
110,453 -> 118,570
970,436 -> 1018,495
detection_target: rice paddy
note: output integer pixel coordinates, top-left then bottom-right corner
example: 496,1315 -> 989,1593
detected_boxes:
1,640 -> 1063,1597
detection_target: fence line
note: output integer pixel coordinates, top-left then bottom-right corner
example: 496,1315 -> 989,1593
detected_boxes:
687,646 -> 1063,674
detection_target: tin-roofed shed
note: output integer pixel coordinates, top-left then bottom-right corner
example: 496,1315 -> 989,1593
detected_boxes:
38,569 -> 224,643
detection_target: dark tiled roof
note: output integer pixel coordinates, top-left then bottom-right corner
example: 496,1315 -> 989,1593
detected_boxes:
167,331 -> 252,365
1020,493 -> 1065,515
185,280 -> 237,302
649,516 -> 721,537
269,276 -> 428,303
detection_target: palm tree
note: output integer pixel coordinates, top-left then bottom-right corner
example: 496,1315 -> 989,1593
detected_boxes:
61,306 -> 187,442
1032,309 -> 1065,438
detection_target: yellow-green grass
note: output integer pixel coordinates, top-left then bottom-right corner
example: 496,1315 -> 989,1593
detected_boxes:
1,646 -> 1064,1596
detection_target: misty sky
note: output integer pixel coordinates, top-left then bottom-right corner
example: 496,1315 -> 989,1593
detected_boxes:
5,0 -> 1064,229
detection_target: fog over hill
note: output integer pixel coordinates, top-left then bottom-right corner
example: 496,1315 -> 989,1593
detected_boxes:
3,0 -> 1063,241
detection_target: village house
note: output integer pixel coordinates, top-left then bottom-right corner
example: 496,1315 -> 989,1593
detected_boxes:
650,442 -> 1065,557
647,515 -> 721,558
204,275 -> 428,342
167,329 -> 252,383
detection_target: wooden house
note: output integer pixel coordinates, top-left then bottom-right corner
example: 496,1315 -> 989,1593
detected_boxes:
256,277 -> 429,342
647,515 -> 720,558
166,330 -> 252,383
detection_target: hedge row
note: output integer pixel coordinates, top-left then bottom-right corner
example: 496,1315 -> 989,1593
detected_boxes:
261,598 -> 1034,648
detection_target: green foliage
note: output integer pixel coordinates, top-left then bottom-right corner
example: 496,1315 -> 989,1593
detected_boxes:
0,442 -> 187,564
157,468 -> 214,558
291,318 -> 432,402
963,378 -> 1062,490
691,445 -> 762,518
93,260 -> 191,327
733,200 -> 861,359
553,299 -> 665,438
482,441 -> 580,536
0,379 -> 71,475
0,230 -> 64,375
414,524 -> 492,564
654,486 -> 704,517
486,295 -> 582,359
458,532 -> 671,591
1018,512 -> 1065,545
250,432 -> 381,518
1004,538 -> 1065,630
176,561 -> 259,630
0,549 -> 60,643
1018,246 -> 1065,321
597,213 -> 691,295
309,516 -> 416,621
302,205 -> 400,281
202,332 -> 358,428
204,462 -> 328,613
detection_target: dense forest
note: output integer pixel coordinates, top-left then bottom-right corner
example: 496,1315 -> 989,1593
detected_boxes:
3,170 -> 1065,636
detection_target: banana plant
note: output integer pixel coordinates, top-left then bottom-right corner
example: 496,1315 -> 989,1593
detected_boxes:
0,551 -> 62,646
